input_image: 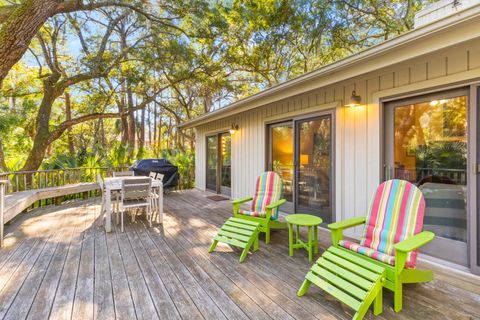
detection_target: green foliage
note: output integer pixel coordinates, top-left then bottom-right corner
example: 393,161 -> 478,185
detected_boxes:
0,0 -> 428,188
165,149 -> 195,189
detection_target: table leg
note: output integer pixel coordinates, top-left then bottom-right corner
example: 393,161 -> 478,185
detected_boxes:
314,225 -> 318,254
105,189 -> 112,232
157,185 -> 163,224
288,223 -> 294,256
308,226 -> 313,262
295,225 -> 300,245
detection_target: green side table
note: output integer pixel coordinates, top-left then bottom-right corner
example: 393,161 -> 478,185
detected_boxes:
285,214 -> 323,262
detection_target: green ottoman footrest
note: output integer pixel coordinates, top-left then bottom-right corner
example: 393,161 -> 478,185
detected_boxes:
209,217 -> 261,263
298,246 -> 386,320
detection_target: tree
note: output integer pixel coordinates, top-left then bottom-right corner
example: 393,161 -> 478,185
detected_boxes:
0,0 -> 176,85
0,0 -> 428,173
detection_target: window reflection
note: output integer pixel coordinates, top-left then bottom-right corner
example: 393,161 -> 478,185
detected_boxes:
206,136 -> 218,191
298,117 -> 332,222
271,124 -> 293,202
220,134 -> 231,188
394,96 -> 467,242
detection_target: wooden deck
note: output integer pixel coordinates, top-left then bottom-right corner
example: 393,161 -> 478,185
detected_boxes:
0,189 -> 479,320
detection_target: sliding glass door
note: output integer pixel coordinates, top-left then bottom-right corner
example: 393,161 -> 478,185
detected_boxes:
206,136 -> 218,192
296,115 -> 333,222
268,122 -> 294,212
385,88 -> 469,266
267,112 -> 334,221
219,133 -> 232,195
206,133 -> 231,195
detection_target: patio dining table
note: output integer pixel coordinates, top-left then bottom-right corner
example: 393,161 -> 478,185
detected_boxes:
103,176 -> 163,232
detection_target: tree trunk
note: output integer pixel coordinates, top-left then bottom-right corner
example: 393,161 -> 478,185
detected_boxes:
147,102 -> 152,147
0,0 -> 60,85
21,74 -> 61,171
120,81 -> 129,144
100,118 -> 105,148
65,91 -> 75,156
0,138 -> 8,172
126,83 -> 136,152
153,101 -> 157,151
157,111 -> 162,155
139,104 -> 145,149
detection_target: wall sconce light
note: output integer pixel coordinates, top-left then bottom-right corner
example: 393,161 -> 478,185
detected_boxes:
229,123 -> 239,135
345,90 -> 362,108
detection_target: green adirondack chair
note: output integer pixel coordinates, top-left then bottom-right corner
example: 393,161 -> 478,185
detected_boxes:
232,171 -> 287,244
298,179 -> 435,318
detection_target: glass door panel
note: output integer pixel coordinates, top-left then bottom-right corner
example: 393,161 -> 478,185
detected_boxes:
386,90 -> 469,265
269,123 -> 294,211
296,115 -> 333,223
220,133 -> 231,195
206,135 -> 218,192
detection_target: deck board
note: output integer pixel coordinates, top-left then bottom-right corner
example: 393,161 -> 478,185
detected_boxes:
0,189 -> 479,320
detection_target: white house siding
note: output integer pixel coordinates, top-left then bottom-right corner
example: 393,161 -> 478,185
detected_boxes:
194,37 -> 480,238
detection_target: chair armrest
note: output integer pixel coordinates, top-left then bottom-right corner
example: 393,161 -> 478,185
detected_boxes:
394,231 -> 435,253
328,217 -> 366,231
231,196 -> 253,205
265,199 -> 287,209
328,217 -> 366,246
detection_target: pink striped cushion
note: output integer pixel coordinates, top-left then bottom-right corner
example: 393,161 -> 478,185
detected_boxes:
360,179 -> 425,268
340,180 -> 425,268
248,172 -> 283,220
238,209 -> 266,218
339,240 -> 395,266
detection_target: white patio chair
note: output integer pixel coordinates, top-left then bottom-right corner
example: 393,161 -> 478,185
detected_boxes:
148,172 -> 164,182
113,171 -> 134,177
148,172 -> 164,220
119,177 -> 152,232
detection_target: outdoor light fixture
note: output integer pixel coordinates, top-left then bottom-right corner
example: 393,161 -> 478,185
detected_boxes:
229,123 -> 239,135
345,90 -> 362,108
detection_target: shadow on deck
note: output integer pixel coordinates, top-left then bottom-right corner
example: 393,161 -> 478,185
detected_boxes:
0,189 -> 479,320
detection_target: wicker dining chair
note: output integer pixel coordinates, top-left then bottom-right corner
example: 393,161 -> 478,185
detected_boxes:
119,177 -> 152,232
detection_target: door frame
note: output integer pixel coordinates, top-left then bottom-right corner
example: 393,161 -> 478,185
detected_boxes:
470,83 -> 480,275
265,109 -> 336,221
383,86 -> 475,270
205,132 -> 231,196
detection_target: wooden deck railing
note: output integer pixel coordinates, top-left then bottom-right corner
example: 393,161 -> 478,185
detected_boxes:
0,180 -> 6,246
0,167 -> 129,194
0,165 -> 195,194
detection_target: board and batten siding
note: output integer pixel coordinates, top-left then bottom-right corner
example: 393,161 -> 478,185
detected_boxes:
194,38 -> 480,237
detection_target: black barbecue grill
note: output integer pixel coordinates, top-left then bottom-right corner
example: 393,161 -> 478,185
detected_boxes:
130,159 -> 179,190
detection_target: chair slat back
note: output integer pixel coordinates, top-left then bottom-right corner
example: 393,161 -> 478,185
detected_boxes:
113,171 -> 134,177
149,172 -> 164,182
360,179 -> 425,268
251,171 -> 283,219
121,177 -> 151,201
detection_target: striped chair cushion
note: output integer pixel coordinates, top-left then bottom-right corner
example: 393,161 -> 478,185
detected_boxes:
238,209 -> 267,218
238,171 -> 283,220
360,179 -> 425,268
339,240 -> 395,266
340,179 -> 425,268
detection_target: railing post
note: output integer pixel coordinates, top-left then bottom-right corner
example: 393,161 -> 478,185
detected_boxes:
0,180 -> 6,247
